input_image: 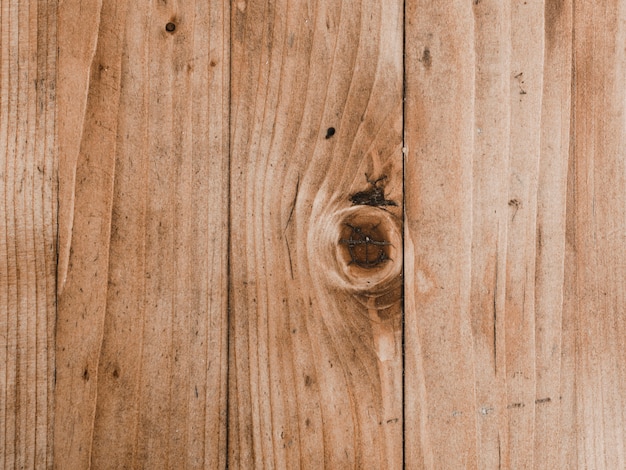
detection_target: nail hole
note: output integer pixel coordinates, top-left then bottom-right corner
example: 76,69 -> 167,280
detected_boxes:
165,22 -> 176,32
325,127 -> 336,139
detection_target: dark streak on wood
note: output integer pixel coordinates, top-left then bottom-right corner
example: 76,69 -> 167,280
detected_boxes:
350,175 -> 397,207
494,240 -> 498,374
535,397 -> 551,404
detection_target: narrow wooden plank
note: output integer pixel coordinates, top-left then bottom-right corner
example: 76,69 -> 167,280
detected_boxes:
55,0 -> 230,468
502,1 -> 546,467
404,1 -> 478,467
0,0 -> 57,468
54,0 -> 129,466
228,0 -> 403,467
564,0 -> 626,467
534,0 -> 573,467
469,2 -> 512,467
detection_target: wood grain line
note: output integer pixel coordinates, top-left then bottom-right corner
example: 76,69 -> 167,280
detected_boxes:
0,0 -> 57,467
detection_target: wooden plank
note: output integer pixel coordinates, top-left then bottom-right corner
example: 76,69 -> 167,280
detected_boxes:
54,1 -> 230,468
502,1 -> 546,467
563,0 -> 626,467
405,0 -> 574,467
468,2 -> 512,467
534,0 -> 573,467
0,0 -> 57,468
228,0 -> 403,467
404,1 -> 478,467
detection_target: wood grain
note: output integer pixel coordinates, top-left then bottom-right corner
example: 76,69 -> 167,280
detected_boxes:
404,1 -> 478,467
3,1 -> 626,467
564,0 -> 626,467
0,0 -> 57,468
404,1 -> 626,469
54,0 -> 230,468
228,0 -> 403,467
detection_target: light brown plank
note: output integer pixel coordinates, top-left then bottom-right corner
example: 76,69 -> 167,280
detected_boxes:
404,1 -> 478,467
469,1 -> 512,467
502,1 -> 546,466
563,0 -> 626,467
405,0 -> 574,468
0,0 -> 57,468
534,0 -> 573,467
228,0 -> 403,467
54,1 -> 230,468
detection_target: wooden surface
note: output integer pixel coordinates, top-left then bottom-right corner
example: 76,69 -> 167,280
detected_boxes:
228,0 -> 403,468
2,0 -> 626,468
404,0 -> 626,468
54,0 -> 229,468
0,0 -> 57,468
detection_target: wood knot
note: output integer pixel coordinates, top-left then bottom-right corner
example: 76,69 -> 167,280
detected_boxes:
328,206 -> 402,297
340,223 -> 390,268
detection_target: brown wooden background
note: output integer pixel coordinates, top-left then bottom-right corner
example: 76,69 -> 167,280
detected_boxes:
3,0 -> 626,468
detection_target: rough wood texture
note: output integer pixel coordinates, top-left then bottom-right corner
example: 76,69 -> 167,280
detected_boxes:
3,0 -> 626,468
565,1 -> 626,467
404,0 -> 626,469
404,2 -> 479,467
228,0 -> 403,467
54,1 -> 229,468
0,1 -> 57,468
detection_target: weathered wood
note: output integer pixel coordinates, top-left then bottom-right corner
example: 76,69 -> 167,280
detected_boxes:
534,0 -> 573,467
404,1 -> 626,469
54,1 -> 230,468
564,1 -> 626,467
228,0 -> 403,467
404,1 -> 479,467
0,0 -> 57,468
3,1 -> 626,467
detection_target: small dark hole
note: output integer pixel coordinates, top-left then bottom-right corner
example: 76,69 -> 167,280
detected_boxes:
325,127 -> 336,139
165,22 -> 176,32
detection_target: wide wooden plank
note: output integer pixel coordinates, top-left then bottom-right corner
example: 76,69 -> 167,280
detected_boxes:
0,0 -> 57,468
228,0 -> 403,467
54,1 -> 230,468
404,0 -> 574,468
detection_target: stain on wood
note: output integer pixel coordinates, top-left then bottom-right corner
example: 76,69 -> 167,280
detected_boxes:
350,175 -> 398,208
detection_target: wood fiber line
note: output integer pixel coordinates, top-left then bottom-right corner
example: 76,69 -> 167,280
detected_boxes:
228,0 -> 403,467
55,0 -> 229,468
0,0 -> 57,468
